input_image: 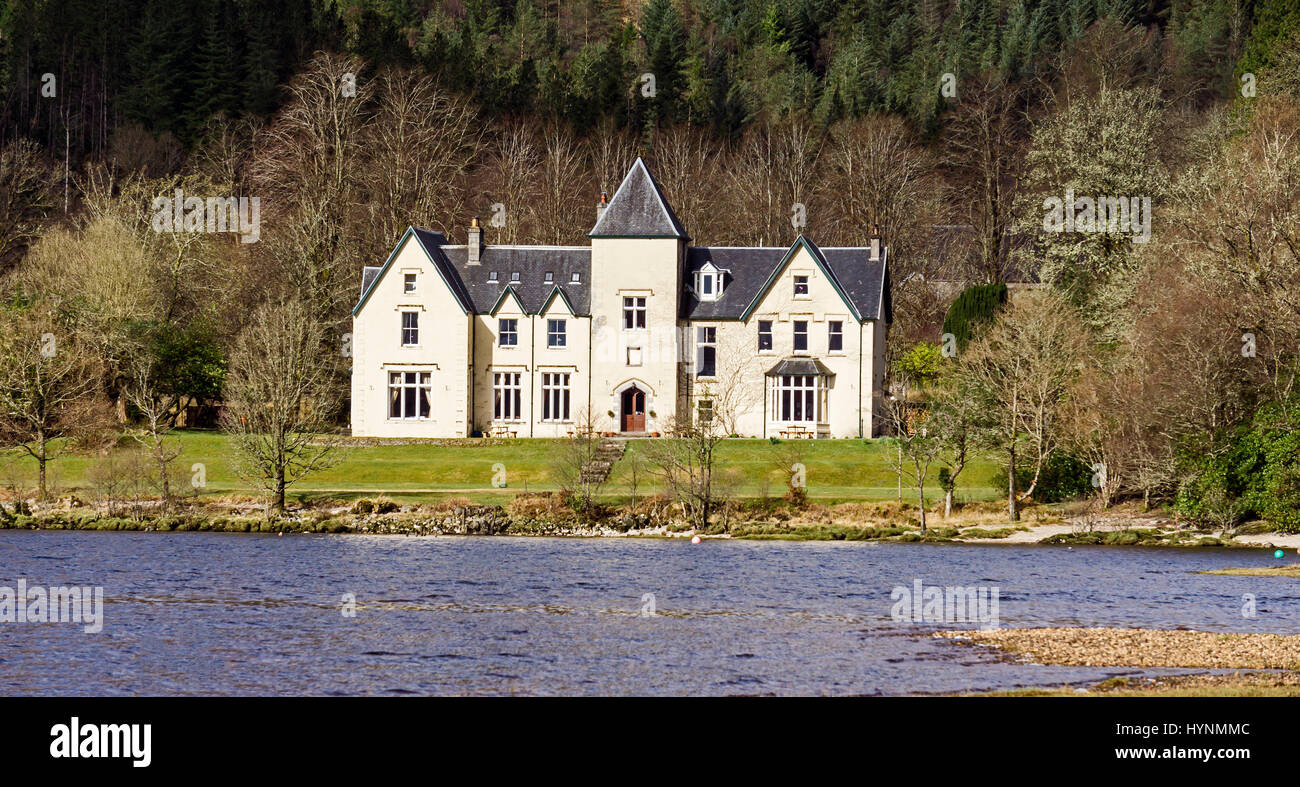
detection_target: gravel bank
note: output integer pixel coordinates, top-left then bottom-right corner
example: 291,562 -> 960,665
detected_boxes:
940,627 -> 1300,669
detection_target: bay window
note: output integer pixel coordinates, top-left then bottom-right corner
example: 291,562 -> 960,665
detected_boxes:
769,374 -> 827,423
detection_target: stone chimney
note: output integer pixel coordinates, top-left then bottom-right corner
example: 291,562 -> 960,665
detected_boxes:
596,191 -> 608,223
467,216 -> 481,265
869,224 -> 881,262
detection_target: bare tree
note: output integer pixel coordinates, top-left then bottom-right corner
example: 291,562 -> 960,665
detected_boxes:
942,73 -> 1032,284
122,361 -> 186,510
365,69 -> 484,247
645,332 -> 759,529
250,52 -> 371,325
0,306 -> 109,499
531,124 -> 590,245
957,290 -> 1091,520
0,139 -> 56,272
481,121 -> 542,244
221,297 -> 341,514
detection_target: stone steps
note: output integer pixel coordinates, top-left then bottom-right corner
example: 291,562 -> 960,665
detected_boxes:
578,439 -> 626,485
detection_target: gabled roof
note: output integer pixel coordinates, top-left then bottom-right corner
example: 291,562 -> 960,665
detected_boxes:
538,285 -> 577,315
681,241 -> 890,322
588,157 -> 688,239
353,227 -> 474,315
487,286 -> 528,316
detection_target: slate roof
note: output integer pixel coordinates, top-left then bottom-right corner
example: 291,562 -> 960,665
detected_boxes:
766,357 -> 835,377
356,164 -> 890,324
683,243 -> 890,322
588,157 -> 688,239
438,245 -> 591,315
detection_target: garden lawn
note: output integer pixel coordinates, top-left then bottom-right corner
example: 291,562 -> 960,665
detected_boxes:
0,431 -> 1004,506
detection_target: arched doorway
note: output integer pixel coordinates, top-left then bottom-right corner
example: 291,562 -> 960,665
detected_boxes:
620,386 -> 646,432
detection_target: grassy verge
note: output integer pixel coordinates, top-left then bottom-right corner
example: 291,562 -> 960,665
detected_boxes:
0,429 -> 1005,504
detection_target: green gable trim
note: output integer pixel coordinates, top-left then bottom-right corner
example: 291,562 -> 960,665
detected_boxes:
538,285 -> 578,316
487,286 -> 528,316
739,235 -> 864,323
353,226 -> 471,316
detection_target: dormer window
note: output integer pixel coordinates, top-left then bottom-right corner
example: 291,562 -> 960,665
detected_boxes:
694,264 -> 724,302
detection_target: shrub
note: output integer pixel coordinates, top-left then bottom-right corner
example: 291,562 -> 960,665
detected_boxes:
992,453 -> 1092,503
942,282 -> 1008,350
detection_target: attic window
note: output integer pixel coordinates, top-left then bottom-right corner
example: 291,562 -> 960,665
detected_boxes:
571,272 -> 581,283
694,266 -> 723,301
403,273 -> 417,294
511,272 -> 520,282
488,271 -> 498,282
544,272 -> 553,283
794,275 -> 809,297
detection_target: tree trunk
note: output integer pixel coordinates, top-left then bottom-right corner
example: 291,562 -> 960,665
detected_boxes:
944,487 -> 953,519
1007,445 -> 1019,522
917,477 -> 927,533
274,468 -> 286,513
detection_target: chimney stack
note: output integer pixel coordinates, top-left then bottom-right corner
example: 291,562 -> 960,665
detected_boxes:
869,224 -> 881,262
468,216 -> 481,265
596,191 -> 608,223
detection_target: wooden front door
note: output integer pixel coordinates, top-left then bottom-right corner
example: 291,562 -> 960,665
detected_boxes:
621,387 -> 646,432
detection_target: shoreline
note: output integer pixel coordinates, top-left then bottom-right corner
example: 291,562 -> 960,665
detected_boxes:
2,496 -> 1296,547
0,516 -> 1294,549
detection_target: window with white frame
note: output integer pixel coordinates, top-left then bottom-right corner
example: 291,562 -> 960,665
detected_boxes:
547,319 -> 566,348
793,320 -> 808,352
544,271 -> 553,282
694,266 -> 723,301
828,321 -> 843,352
696,326 -> 716,377
623,296 -> 647,329
388,371 -> 432,419
769,375 -> 826,423
401,311 -> 419,346
571,272 -> 581,283
403,273 -> 417,293
541,373 -> 571,421
758,320 -> 773,351
498,318 -> 518,347
493,372 -> 523,420
794,275 -> 809,297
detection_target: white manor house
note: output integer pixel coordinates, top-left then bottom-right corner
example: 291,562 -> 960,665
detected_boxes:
350,158 -> 891,439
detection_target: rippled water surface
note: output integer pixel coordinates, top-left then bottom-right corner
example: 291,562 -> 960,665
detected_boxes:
2,531 -> 1297,695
